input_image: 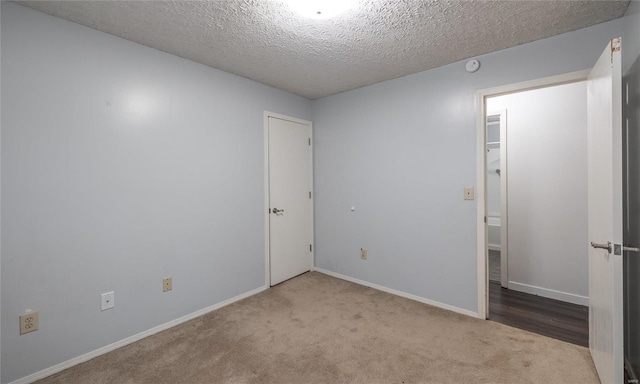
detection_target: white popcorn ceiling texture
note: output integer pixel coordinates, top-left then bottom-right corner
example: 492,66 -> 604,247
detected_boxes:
17,0 -> 630,99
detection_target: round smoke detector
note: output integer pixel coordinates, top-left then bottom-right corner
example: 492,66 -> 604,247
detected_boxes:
286,0 -> 355,19
465,59 -> 480,73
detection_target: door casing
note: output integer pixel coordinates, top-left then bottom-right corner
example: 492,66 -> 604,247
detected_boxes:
263,111 -> 314,287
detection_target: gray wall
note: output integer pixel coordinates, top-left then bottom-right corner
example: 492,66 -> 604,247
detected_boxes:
1,2 -> 3,380
623,0 -> 640,378
0,2 -> 311,383
312,19 -> 622,313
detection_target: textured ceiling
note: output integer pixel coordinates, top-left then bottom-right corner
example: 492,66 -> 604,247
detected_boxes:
15,0 -> 630,99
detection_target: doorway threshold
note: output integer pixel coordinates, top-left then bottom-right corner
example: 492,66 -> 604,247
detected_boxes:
488,281 -> 588,347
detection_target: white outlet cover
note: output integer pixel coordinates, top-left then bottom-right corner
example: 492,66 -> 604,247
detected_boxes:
101,291 -> 115,311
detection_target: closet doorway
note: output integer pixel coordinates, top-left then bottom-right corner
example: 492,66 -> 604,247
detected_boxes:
482,77 -> 589,347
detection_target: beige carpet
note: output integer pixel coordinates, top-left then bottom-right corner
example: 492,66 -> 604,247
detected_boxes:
37,272 -> 599,383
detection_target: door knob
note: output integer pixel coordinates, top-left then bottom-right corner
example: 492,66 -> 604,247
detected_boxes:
272,208 -> 284,214
590,241 -> 612,253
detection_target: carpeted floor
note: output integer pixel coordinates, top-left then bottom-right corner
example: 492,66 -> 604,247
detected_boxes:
37,272 -> 599,383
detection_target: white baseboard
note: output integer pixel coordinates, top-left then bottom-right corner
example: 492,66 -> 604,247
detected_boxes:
312,268 -> 478,318
10,285 -> 269,384
507,281 -> 588,306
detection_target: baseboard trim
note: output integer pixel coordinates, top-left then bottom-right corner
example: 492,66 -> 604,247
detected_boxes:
312,268 -> 478,318
9,284 -> 269,384
507,281 -> 588,306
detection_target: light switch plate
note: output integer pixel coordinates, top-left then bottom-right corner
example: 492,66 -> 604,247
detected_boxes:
464,187 -> 475,200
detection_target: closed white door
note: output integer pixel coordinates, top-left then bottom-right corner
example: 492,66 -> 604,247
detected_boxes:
267,115 -> 313,286
587,38 -> 623,384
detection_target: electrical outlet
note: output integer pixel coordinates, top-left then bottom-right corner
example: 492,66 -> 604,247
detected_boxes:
360,248 -> 367,260
163,277 -> 172,292
20,311 -> 39,335
101,291 -> 115,311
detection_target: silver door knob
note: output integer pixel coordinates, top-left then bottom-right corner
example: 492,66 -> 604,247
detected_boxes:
590,241 -> 612,253
272,208 -> 284,214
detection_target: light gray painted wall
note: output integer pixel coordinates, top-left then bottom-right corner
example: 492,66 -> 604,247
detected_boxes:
0,3 -> 311,383
487,82 -> 588,305
312,19 -> 622,313
623,2 -> 640,77
622,0 -> 640,377
0,2 -> 3,381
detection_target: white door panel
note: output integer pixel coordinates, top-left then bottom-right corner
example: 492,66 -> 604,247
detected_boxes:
268,116 -> 313,286
587,37 -> 623,384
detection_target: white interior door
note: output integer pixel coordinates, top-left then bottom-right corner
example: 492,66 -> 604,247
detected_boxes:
587,37 -> 623,384
267,115 -> 313,286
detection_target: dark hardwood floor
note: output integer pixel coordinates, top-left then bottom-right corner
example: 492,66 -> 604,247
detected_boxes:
488,281 -> 589,347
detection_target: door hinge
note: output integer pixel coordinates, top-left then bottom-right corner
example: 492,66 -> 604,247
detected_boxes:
484,216 -> 487,223
309,191 -> 312,199
308,138 -> 311,146
310,244 -> 313,252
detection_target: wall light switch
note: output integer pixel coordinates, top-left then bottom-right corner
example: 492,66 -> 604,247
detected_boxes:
464,187 -> 475,200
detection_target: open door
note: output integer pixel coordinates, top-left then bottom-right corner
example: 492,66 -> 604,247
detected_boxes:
587,37 -> 623,384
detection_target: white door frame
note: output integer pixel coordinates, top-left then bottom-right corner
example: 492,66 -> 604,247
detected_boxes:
475,70 -> 589,319
263,111 -> 314,287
